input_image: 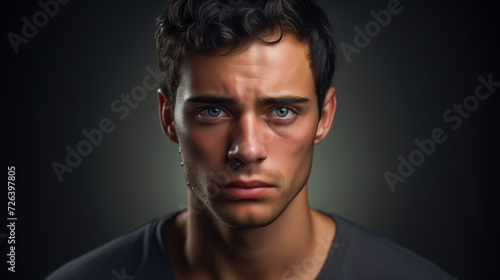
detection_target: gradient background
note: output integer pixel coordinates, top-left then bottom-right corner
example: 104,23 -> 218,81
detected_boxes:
2,0 -> 498,279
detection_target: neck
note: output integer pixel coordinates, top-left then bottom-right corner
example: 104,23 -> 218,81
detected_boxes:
179,186 -> 330,280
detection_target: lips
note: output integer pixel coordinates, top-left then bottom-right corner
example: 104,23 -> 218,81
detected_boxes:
220,180 -> 275,200
225,180 -> 274,189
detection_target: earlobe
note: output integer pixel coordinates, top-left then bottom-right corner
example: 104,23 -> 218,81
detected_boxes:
315,86 -> 336,144
158,89 -> 179,143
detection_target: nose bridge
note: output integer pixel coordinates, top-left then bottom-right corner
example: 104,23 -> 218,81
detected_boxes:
228,111 -> 267,163
239,112 -> 259,143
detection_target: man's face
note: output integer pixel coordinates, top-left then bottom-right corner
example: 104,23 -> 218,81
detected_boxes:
161,35 -> 334,228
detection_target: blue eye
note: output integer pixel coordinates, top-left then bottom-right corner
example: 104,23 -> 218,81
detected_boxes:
272,107 -> 294,118
275,107 -> 289,118
199,107 -> 228,118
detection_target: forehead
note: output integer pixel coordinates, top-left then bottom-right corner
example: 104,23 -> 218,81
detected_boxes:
177,35 -> 316,101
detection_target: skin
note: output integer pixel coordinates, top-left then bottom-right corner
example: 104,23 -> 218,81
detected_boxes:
158,34 -> 337,280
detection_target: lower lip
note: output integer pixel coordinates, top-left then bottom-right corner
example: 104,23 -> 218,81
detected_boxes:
219,187 -> 273,200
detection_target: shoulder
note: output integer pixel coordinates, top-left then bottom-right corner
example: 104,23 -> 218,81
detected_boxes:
325,213 -> 454,280
45,213 -> 178,280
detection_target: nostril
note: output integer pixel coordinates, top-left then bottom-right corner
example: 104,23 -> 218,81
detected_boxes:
227,159 -> 242,174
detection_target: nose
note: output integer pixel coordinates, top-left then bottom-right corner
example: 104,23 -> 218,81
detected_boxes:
227,113 -> 268,165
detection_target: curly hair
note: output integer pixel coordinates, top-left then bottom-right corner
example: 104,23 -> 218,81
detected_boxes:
154,0 -> 336,115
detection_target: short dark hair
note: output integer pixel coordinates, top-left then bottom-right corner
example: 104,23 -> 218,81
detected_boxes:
155,0 -> 336,115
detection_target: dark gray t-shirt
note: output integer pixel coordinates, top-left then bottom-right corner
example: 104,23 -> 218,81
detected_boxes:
46,211 -> 453,279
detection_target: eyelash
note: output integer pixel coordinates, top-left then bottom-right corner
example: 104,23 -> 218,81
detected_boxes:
198,107 -> 229,118
269,107 -> 296,118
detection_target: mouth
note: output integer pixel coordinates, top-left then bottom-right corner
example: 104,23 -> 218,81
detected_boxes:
219,180 -> 275,200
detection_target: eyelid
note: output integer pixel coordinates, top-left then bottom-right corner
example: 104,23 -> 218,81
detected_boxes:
195,105 -> 299,119
268,106 -> 298,118
271,105 -> 297,114
197,106 -> 230,118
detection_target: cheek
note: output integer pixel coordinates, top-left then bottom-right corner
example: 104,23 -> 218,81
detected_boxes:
179,123 -> 229,171
268,119 -> 317,177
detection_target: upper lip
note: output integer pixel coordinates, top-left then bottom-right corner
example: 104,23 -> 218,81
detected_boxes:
224,180 -> 275,188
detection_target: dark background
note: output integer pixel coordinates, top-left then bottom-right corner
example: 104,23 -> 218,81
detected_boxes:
2,0 -> 498,279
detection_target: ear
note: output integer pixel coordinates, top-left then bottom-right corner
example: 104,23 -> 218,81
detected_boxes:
158,89 -> 179,143
315,86 -> 336,144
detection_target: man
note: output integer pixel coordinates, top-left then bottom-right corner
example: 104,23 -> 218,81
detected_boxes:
47,0 -> 453,279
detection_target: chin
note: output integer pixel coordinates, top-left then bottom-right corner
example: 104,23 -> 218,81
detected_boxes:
210,202 -> 285,229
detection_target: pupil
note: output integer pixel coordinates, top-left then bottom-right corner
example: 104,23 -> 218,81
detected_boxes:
209,108 -> 220,117
277,108 -> 288,117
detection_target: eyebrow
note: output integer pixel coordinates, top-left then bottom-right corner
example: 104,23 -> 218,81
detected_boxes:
257,96 -> 310,106
186,96 -> 237,106
186,95 -> 310,106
